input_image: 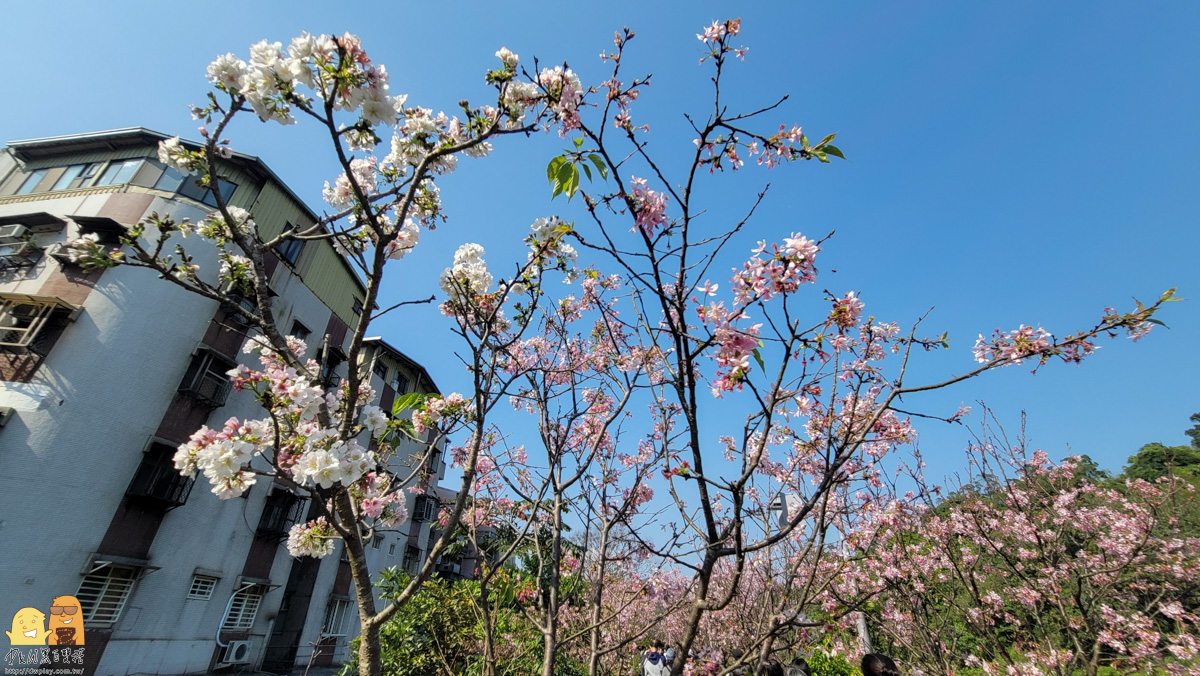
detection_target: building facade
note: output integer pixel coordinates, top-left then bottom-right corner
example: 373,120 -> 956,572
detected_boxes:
0,128 -> 443,675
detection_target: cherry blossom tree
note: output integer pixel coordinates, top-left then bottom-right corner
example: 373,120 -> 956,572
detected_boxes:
65,20 -> 1179,676
861,414 -> 1199,675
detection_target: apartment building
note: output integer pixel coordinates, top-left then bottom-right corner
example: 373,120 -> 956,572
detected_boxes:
0,128 -> 444,675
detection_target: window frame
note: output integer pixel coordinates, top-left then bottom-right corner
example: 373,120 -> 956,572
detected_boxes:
0,294 -> 77,354
222,586 -> 264,631
290,320 -> 311,346
276,230 -> 305,267
16,169 -> 48,194
178,348 -> 236,408
373,361 -> 389,382
256,488 -> 305,538
94,159 -> 144,187
187,574 -> 218,600
321,597 -> 352,638
52,163 -> 102,191
393,371 -> 410,394
125,441 -> 196,508
77,564 -> 139,625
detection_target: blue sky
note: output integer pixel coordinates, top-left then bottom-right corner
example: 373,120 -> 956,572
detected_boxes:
4,2 -> 1198,479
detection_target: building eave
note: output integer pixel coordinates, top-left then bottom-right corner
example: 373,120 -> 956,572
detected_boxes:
6,127 -> 365,295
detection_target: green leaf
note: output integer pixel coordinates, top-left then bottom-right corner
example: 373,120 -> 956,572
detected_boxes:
823,144 -> 846,160
546,156 -> 566,184
392,392 -> 423,417
573,136 -> 585,149
565,166 -> 580,200
817,133 -> 837,147
799,134 -> 809,148
556,160 -> 575,186
752,348 -> 765,372
588,154 -> 608,180
815,151 -> 829,163
581,162 -> 593,181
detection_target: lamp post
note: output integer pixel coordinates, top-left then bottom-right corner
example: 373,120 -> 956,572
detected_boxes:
770,493 -> 872,654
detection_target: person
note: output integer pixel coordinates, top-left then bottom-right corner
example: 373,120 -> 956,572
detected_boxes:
765,659 -> 786,676
786,657 -> 811,676
861,653 -> 901,676
726,648 -> 747,676
664,644 -> 677,666
643,640 -> 671,676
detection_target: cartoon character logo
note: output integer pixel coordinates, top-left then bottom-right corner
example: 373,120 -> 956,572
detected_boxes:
6,608 -> 48,645
47,596 -> 84,646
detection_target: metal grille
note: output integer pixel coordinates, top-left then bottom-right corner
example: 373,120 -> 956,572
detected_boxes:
222,588 -> 263,630
188,575 -> 217,600
321,598 -> 352,637
256,490 -> 304,537
0,241 -> 42,274
412,495 -> 437,522
77,566 -> 137,624
0,299 -> 53,349
126,443 -> 194,507
178,351 -> 234,407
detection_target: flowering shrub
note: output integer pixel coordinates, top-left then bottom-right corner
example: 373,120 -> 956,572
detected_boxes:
862,424 -> 1200,675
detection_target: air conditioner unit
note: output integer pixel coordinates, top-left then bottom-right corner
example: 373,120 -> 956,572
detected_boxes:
0,225 -> 29,243
220,640 -> 252,665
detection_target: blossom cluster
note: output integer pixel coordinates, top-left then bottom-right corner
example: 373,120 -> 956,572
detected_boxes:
438,243 -> 492,308
173,416 -> 268,498
628,177 -> 668,235
176,337 -> 379,500
286,516 -> 337,558
411,392 -> 468,436
353,471 -> 408,528
63,232 -> 124,268
731,234 -> 819,305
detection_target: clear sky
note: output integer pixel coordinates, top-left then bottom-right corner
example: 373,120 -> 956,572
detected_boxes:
4,2 -> 1197,479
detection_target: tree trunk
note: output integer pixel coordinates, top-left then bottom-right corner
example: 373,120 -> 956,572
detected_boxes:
335,492 -> 381,676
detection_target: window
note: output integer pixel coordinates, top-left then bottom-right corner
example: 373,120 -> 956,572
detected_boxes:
178,349 -> 236,407
321,598 -> 352,638
256,489 -> 304,538
16,169 -> 48,194
372,361 -> 389,381
94,160 -> 143,187
277,232 -> 304,266
153,166 -> 186,193
178,173 -> 237,207
290,320 -> 311,343
393,372 -> 410,395
77,565 -> 138,625
412,495 -> 437,522
403,545 -> 421,575
319,346 -> 345,389
188,575 -> 218,600
0,295 -> 76,354
351,298 -> 364,316
388,543 -> 396,557
52,163 -> 101,191
222,587 -> 264,630
225,291 -> 260,325
126,442 -> 195,508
